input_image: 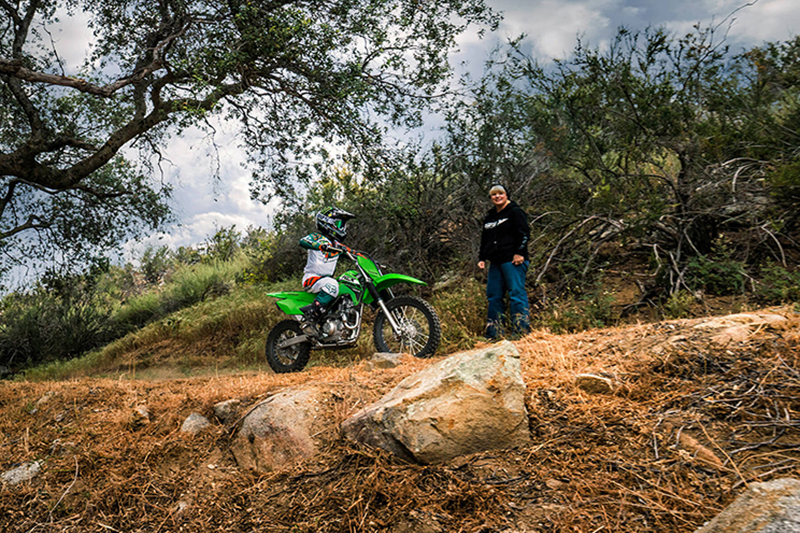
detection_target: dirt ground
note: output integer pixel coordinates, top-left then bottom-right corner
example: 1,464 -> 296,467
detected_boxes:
2,306 -> 800,532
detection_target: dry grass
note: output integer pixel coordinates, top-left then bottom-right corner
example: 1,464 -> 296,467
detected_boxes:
2,307 -> 800,532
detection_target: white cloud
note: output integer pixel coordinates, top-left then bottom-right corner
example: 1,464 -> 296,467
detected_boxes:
46,8 -> 94,70
458,0 -> 620,60
719,0 -> 800,44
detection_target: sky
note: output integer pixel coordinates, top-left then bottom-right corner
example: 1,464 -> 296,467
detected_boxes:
47,0 -> 800,264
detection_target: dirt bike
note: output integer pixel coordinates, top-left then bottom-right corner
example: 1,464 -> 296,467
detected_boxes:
265,246 -> 442,373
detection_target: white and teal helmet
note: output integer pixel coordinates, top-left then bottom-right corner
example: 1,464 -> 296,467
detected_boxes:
316,207 -> 355,240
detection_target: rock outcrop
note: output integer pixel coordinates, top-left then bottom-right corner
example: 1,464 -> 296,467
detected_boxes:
342,340 -> 530,464
694,478 -> 800,532
694,312 -> 788,345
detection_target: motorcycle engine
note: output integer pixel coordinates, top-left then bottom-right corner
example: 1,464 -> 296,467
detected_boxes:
320,316 -> 343,340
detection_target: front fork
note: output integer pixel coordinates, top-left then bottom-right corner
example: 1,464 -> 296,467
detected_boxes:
367,285 -> 402,334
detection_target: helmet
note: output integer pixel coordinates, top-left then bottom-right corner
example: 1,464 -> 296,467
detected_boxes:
316,207 -> 355,241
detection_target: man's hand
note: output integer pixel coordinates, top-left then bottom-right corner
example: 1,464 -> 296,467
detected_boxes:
512,254 -> 524,266
478,261 -> 486,269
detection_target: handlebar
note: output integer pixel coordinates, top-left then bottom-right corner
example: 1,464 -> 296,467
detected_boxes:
325,246 -> 387,273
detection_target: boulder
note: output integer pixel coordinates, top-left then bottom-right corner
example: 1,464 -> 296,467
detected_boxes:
230,386 -> 329,473
342,340 -> 530,464
694,478 -> 800,532
693,312 -> 788,345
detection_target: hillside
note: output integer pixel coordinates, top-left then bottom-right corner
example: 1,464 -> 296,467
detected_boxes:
1,306 -> 799,532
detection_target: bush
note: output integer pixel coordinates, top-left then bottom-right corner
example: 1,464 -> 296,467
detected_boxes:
684,255 -> 746,296
430,278 -> 487,350
141,245 -> 174,284
0,290 -> 118,370
533,283 -> 617,333
113,291 -> 162,329
663,290 -> 696,319
755,263 -> 800,304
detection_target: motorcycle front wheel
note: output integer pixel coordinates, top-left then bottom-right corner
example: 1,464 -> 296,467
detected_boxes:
266,319 -> 312,373
374,295 -> 441,358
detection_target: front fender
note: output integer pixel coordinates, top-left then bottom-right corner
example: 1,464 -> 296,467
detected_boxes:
373,273 -> 428,294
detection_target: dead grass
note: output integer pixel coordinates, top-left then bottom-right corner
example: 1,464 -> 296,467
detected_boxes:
2,307 -> 800,532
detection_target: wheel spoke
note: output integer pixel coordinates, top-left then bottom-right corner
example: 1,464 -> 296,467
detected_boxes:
374,296 -> 440,359
387,305 -> 430,355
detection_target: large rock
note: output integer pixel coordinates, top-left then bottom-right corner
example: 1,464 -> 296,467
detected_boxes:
694,478 -> 800,532
230,386 -> 329,473
342,340 -> 530,464
694,312 -> 788,345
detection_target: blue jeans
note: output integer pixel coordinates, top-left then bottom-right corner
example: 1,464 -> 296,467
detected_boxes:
486,261 -> 530,338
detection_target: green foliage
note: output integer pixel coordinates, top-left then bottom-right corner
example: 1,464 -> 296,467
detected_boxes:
113,291 -> 163,330
684,255 -> 746,296
755,263 -> 800,304
1,229 -> 254,373
141,245 -> 174,284
769,158 -> 800,205
0,287 -> 119,370
534,284 -> 617,333
202,226 -> 242,262
163,259 -> 244,310
663,291 -> 697,319
22,282 -> 288,380
429,279 -> 487,350
435,26 -> 800,299
1,0 -> 496,284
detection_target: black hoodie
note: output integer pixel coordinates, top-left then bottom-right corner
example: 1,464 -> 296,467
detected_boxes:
478,200 -> 530,264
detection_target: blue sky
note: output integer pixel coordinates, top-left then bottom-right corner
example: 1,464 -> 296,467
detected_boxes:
50,0 -> 800,263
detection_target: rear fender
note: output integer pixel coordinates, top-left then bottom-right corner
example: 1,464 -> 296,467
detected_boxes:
267,291 -> 315,315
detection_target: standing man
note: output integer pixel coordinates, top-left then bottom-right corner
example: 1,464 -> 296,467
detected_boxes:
478,184 -> 531,339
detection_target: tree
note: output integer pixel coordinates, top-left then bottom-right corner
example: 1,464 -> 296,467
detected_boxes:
0,0 -> 496,279
447,26 -> 800,296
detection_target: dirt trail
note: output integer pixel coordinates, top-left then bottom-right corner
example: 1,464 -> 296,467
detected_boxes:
2,308 -> 799,532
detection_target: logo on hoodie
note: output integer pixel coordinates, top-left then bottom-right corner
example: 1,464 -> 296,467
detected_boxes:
484,218 -> 509,230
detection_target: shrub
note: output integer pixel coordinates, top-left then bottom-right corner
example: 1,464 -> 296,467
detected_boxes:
0,290 -> 117,370
755,263 -> 800,304
141,245 -> 174,284
684,255 -> 746,296
533,283 -> 617,333
430,278 -> 487,350
663,290 -> 696,319
113,291 -> 162,329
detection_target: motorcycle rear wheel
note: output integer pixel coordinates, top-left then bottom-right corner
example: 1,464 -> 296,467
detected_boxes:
374,295 -> 441,358
266,319 -> 312,373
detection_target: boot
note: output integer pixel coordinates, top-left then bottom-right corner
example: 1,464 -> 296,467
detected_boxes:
300,300 -> 326,322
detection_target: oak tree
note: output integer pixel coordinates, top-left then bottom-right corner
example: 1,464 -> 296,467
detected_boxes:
0,0 -> 495,279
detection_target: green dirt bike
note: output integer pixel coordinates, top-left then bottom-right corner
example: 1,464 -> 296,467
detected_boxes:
265,247 -> 442,373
